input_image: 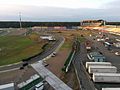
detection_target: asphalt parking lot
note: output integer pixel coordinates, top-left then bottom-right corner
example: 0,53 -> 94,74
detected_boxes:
73,32 -> 120,90
86,33 -> 120,90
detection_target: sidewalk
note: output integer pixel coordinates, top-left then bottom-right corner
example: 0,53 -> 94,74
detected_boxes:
31,61 -> 72,90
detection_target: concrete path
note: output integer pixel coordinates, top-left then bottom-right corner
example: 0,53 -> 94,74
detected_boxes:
31,61 -> 72,90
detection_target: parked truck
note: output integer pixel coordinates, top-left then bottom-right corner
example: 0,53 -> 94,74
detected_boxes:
88,66 -> 117,74
86,62 -> 112,69
92,73 -> 120,83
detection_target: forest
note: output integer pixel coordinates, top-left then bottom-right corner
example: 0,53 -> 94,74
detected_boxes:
0,21 -> 120,28
0,21 -> 80,28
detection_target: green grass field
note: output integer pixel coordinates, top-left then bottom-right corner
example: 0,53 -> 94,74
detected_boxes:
0,34 -> 46,66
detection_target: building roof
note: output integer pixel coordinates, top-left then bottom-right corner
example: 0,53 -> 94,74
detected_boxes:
82,19 -> 104,23
0,83 -> 14,89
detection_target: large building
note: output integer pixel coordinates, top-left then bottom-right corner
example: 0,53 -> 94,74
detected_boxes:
81,20 -> 105,27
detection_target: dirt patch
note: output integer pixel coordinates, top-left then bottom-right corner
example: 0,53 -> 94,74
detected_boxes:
46,49 -> 70,78
45,39 -> 79,89
46,48 -> 79,90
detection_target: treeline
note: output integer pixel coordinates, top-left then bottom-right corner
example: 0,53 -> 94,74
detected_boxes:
0,21 -> 120,28
0,21 -> 80,28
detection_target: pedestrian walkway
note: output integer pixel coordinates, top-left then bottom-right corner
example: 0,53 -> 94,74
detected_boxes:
31,61 -> 72,90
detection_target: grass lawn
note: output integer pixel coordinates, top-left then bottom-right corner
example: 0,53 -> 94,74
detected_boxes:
0,34 -> 47,66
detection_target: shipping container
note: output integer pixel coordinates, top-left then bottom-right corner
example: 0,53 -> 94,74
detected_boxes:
88,66 -> 117,74
86,62 -> 112,69
93,73 -> 120,83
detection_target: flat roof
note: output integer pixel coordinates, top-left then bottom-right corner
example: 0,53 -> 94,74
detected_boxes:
0,83 -> 14,89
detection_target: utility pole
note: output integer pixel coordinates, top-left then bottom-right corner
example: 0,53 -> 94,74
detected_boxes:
19,12 -> 22,29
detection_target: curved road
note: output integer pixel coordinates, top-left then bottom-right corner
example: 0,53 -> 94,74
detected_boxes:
0,36 -> 64,72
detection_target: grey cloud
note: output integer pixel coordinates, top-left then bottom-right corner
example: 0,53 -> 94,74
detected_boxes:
0,4 -> 120,22
105,0 -> 120,9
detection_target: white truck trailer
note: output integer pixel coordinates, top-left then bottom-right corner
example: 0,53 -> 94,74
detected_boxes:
86,62 -> 112,69
102,88 -> 120,90
88,66 -> 117,74
92,73 -> 120,83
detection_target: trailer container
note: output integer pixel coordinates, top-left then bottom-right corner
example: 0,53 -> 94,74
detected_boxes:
86,62 -> 112,69
102,88 -> 120,90
93,73 -> 120,83
88,66 -> 117,74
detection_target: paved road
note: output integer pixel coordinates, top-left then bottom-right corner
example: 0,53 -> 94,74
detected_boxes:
73,40 -> 96,90
0,36 -> 64,72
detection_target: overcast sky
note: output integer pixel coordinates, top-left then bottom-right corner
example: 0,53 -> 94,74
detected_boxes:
0,0 -> 119,22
